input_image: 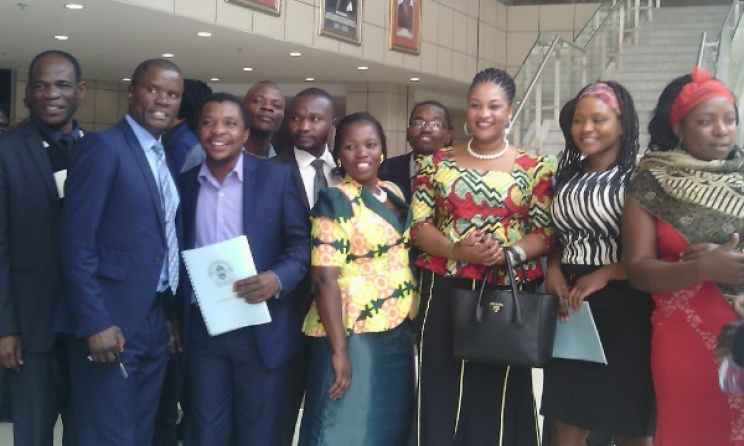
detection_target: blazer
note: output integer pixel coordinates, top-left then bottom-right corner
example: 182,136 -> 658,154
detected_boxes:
379,152 -> 414,203
179,153 -> 310,369
0,121 -> 65,352
274,147 -> 310,211
59,119 -> 178,339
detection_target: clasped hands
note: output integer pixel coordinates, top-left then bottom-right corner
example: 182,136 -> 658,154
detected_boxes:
451,230 -> 505,266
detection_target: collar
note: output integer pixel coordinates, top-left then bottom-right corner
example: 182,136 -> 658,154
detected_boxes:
31,116 -> 83,142
125,114 -> 160,151
294,146 -> 334,169
197,152 -> 244,185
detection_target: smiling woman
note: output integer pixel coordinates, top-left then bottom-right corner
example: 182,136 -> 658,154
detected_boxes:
299,112 -> 416,446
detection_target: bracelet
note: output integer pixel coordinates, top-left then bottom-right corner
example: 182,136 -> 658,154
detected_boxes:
448,241 -> 457,260
509,245 -> 527,264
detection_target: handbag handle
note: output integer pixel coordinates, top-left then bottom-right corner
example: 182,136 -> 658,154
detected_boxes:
474,246 -> 524,326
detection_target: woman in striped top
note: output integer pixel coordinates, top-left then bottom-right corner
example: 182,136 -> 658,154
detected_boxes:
541,82 -> 656,446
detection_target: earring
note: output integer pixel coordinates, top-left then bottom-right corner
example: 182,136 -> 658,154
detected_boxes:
504,117 -> 513,136
677,138 -> 685,152
380,154 -> 385,162
463,122 -> 472,137
336,158 -> 341,166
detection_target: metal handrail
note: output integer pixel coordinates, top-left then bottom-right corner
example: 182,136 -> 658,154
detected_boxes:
696,0 -> 741,71
511,0 -> 659,151
512,36 -> 574,125
585,0 -> 625,47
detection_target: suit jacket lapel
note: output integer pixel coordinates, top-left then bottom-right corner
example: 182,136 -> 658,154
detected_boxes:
23,125 -> 60,209
119,120 -> 166,232
242,153 -> 258,241
182,168 -> 200,250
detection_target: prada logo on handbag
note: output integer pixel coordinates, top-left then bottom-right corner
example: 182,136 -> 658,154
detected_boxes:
489,302 -> 504,313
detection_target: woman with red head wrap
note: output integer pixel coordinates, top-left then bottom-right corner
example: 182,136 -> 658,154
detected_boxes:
623,68 -> 744,446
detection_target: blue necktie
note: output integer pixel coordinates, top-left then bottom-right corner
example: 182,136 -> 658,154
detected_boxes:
153,143 -> 179,293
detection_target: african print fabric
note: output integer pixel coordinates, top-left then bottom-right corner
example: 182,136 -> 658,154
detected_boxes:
410,146 -> 556,283
303,177 -> 417,337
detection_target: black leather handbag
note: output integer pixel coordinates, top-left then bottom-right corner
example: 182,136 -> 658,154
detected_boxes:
451,247 -> 559,368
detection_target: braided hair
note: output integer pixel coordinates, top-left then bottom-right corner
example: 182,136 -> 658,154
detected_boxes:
469,68 -> 516,104
554,81 -> 640,189
178,79 -> 213,132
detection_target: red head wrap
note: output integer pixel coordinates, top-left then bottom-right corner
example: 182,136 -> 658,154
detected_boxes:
669,67 -> 734,126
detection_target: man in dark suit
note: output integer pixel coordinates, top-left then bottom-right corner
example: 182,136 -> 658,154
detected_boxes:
273,87 -> 337,443
0,50 -> 86,446
180,93 -> 309,446
275,87 -> 338,209
59,58 -> 183,446
380,100 -> 452,203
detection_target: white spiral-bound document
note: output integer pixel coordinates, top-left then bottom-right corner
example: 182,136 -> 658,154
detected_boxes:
182,235 -> 272,336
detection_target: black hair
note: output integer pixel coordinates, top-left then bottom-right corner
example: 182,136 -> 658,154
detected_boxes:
554,81 -> 639,189
409,100 -> 453,130
290,87 -> 336,117
246,80 -> 280,95
178,79 -> 213,131
131,58 -> 182,87
647,74 -> 692,152
197,92 -> 251,130
28,50 -> 82,83
469,68 -> 516,104
332,112 -> 388,178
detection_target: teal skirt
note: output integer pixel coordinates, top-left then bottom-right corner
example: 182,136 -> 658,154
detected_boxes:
298,322 -> 414,446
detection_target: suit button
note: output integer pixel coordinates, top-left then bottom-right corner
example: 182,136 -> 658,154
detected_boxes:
155,254 -> 162,263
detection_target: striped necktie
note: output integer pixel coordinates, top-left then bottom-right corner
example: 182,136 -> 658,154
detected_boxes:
153,142 -> 179,293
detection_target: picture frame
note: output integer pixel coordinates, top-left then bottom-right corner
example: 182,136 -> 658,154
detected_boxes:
225,0 -> 281,17
389,0 -> 421,55
320,0 -> 362,46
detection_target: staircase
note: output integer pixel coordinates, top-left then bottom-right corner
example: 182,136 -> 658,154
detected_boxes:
534,4 -> 730,156
606,5 -> 730,149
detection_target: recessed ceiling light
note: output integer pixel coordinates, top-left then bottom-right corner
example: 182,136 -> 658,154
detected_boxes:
210,78 -> 220,82
161,53 -> 174,58
242,67 -> 254,72
289,52 -> 302,57
196,32 -> 212,37
54,35 -> 69,41
65,3 -> 84,9
305,77 -> 315,82
122,78 -> 131,82
410,77 -> 421,82
357,66 -> 368,71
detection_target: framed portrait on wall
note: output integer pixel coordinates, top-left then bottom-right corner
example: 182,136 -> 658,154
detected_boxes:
389,0 -> 420,55
320,0 -> 362,45
225,0 -> 281,16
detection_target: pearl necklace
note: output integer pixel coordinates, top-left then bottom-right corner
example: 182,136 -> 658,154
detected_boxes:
371,187 -> 388,202
467,137 -> 509,160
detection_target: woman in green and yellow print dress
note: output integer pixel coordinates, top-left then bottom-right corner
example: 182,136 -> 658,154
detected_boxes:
298,112 -> 417,446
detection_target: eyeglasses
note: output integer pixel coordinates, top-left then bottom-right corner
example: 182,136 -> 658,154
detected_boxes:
409,119 -> 444,130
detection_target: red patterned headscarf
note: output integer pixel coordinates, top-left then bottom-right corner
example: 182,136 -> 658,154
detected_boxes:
669,67 -> 734,125
578,83 -> 621,115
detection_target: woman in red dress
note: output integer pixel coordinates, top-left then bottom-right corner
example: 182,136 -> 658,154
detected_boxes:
623,67 -> 744,446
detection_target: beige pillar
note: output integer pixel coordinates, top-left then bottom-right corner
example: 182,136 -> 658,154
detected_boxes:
345,82 -> 416,157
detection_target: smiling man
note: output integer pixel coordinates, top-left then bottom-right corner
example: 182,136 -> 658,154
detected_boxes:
59,58 -> 183,446
0,49 -> 85,446
179,93 -> 309,446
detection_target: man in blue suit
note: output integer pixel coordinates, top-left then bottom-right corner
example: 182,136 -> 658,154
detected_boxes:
59,58 -> 184,446
180,93 -> 309,446
0,49 -> 85,446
